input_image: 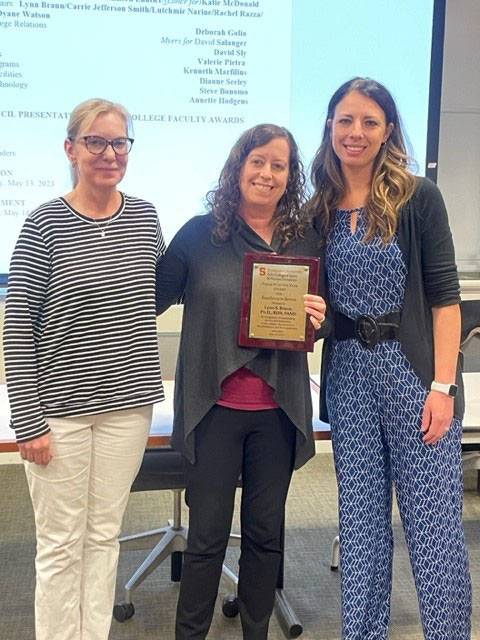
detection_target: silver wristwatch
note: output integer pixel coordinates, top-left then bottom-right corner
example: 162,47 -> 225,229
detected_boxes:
430,381 -> 458,398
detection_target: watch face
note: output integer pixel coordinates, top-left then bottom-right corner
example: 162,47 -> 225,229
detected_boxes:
449,384 -> 459,398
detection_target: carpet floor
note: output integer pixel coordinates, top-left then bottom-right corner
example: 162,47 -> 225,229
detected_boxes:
1,455 -> 479,639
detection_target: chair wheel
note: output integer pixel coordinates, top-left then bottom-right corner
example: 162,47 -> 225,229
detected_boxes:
222,595 -> 239,618
113,601 -> 135,622
289,622 -> 303,638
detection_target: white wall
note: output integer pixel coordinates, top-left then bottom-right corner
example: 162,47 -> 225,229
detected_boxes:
438,0 -> 480,275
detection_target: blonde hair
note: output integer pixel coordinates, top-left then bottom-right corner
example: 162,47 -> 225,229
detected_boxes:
309,78 -> 417,244
66,98 -> 133,186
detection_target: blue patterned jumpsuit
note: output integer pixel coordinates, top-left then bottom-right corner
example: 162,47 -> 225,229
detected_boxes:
325,209 -> 472,640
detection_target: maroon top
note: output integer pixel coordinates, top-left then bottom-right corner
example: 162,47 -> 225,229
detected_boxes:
217,367 -> 279,411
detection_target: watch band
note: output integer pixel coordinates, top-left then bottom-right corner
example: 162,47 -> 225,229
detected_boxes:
431,381 -> 458,397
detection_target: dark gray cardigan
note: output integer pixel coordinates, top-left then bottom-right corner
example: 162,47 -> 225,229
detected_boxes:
156,214 -> 327,470
320,176 -> 464,422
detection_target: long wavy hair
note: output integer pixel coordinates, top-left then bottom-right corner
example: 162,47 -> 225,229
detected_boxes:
309,77 -> 417,244
207,124 -> 307,245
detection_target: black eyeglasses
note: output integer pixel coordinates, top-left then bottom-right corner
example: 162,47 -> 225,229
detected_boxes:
69,135 -> 134,155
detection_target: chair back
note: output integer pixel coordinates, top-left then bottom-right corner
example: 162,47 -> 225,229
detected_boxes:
461,300 -> 480,373
131,448 -> 186,492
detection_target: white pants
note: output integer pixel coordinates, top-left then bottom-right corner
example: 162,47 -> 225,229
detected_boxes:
24,405 -> 152,640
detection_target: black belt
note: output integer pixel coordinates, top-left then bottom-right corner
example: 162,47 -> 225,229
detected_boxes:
334,310 -> 401,348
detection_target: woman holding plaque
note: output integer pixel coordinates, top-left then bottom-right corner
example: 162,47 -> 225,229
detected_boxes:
156,123 -> 327,639
3,98 -> 166,640
309,77 -> 471,639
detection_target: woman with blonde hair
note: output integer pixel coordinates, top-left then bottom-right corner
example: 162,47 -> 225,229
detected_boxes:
310,77 -> 471,639
3,98 -> 165,640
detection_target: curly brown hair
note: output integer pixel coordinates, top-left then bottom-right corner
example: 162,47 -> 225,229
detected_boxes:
206,124 -> 307,245
308,77 -> 417,244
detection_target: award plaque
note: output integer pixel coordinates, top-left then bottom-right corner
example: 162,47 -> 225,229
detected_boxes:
238,252 -> 320,352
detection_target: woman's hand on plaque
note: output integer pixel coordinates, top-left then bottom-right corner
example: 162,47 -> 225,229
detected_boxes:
304,294 -> 327,330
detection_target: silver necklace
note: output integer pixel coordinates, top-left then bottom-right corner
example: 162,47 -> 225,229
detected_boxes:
91,216 -> 114,238
61,194 -> 123,237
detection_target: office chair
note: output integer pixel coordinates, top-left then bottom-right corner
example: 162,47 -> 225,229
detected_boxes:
115,447 -> 303,638
113,448 -> 241,622
459,299 -> 480,492
330,299 -> 480,571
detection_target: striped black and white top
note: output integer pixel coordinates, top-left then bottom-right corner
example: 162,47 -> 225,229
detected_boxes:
3,194 -> 166,442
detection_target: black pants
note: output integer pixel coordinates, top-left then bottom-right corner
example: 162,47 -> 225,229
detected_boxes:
175,405 -> 296,640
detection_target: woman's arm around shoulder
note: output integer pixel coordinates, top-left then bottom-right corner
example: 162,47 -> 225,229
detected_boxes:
156,215 -> 210,315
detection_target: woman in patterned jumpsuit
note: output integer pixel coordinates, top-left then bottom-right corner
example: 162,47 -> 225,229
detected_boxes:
309,78 -> 471,639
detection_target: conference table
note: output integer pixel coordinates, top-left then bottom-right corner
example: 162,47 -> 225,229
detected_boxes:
0,379 -> 331,453
3,375 -> 480,451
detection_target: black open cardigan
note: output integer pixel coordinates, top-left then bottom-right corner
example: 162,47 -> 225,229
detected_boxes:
319,176 -> 464,422
156,214 -> 328,470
